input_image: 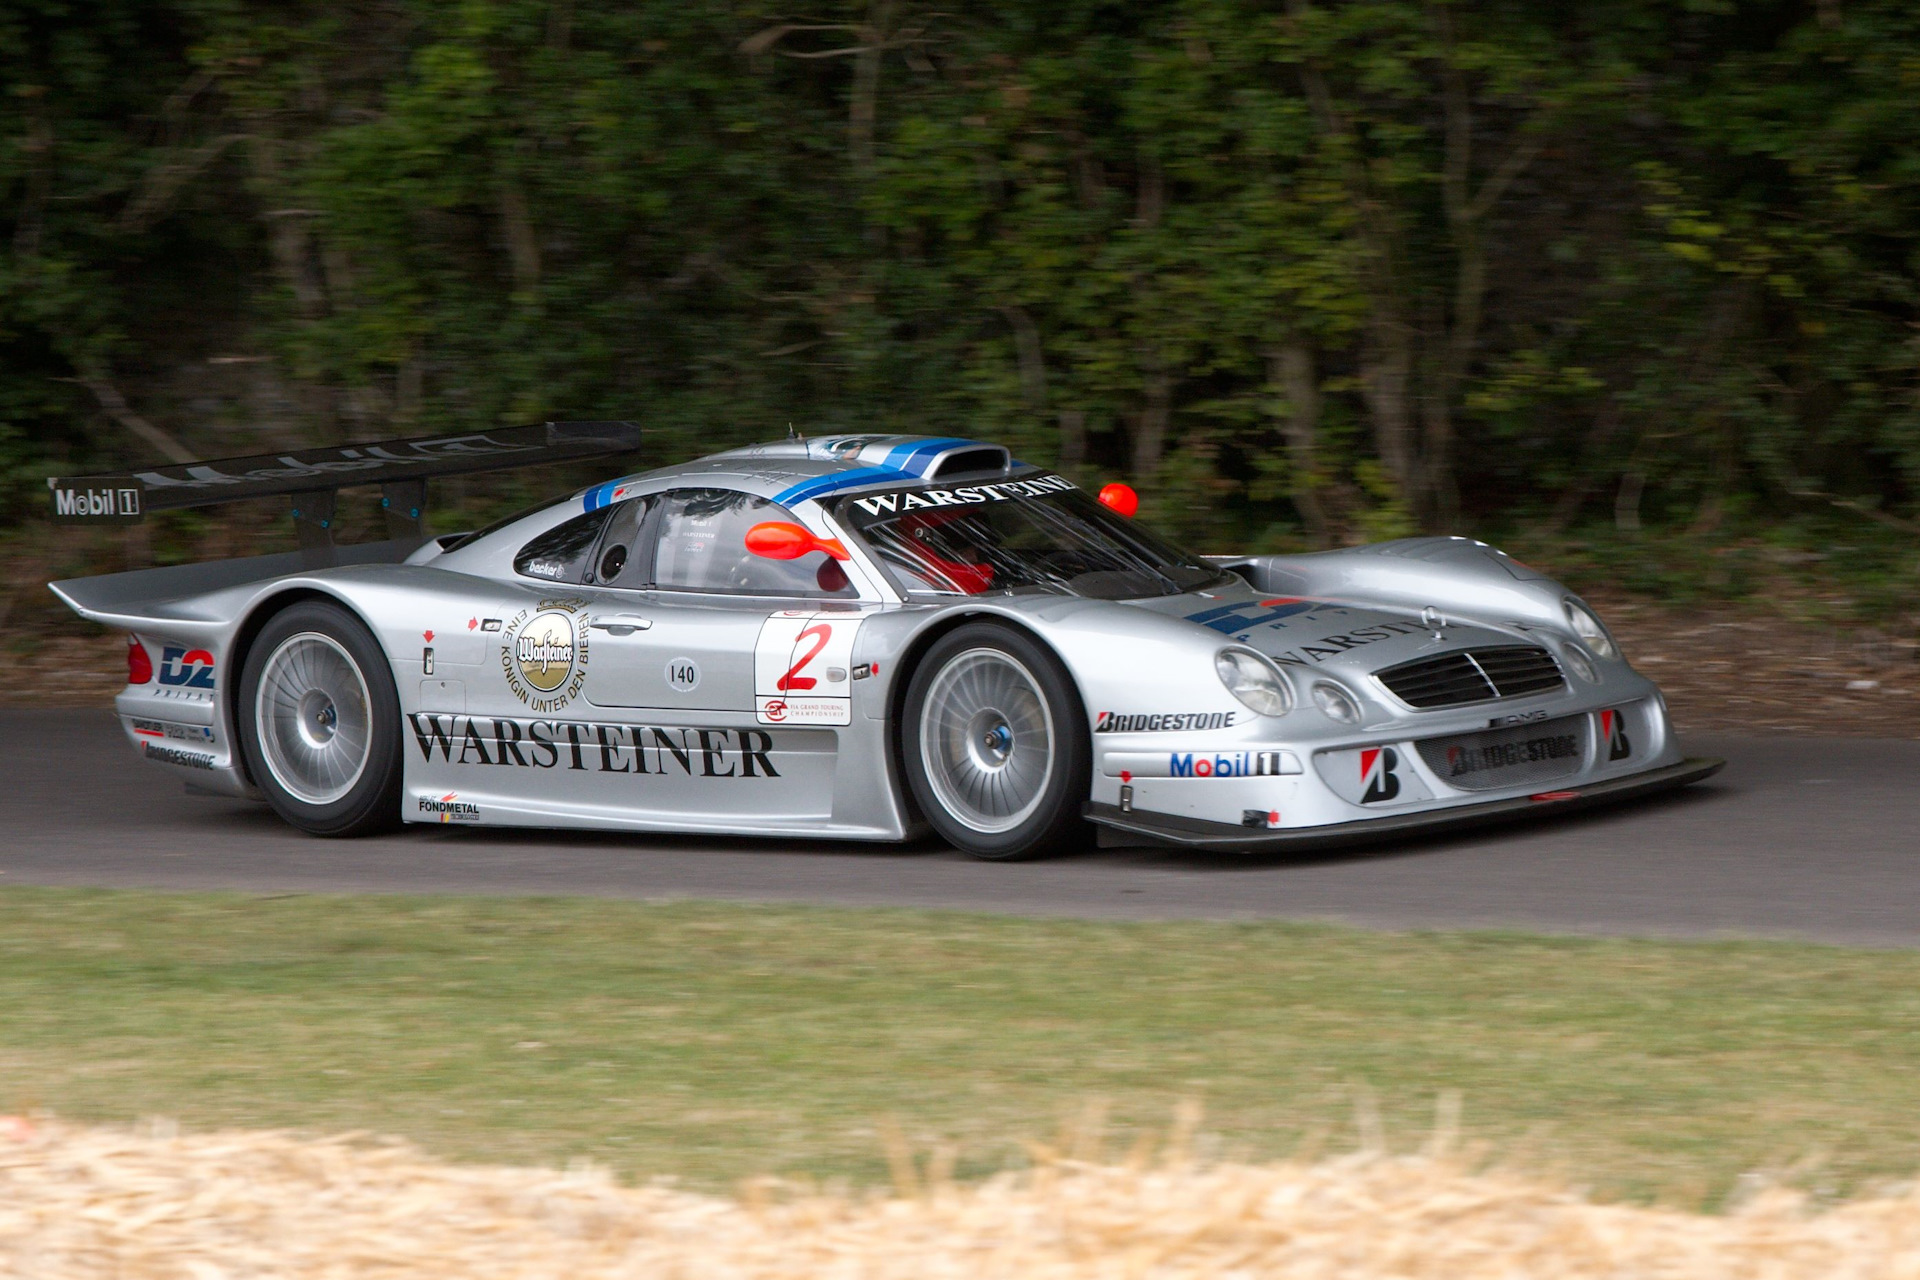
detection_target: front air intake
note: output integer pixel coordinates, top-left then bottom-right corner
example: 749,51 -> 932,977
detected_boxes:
1375,645 -> 1565,709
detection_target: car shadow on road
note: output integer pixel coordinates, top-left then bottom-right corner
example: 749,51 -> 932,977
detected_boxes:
178,771 -> 1734,874
1072,778 -> 1733,874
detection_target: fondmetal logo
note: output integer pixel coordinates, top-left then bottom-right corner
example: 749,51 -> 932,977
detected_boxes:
417,792 -> 480,823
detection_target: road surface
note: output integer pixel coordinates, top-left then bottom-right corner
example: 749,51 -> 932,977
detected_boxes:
3,709 -> 1914,946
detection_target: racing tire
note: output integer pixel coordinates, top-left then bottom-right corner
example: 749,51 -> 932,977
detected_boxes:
237,600 -> 403,837
902,622 -> 1091,860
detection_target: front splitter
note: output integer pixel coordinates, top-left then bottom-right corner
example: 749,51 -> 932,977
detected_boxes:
1084,756 -> 1726,852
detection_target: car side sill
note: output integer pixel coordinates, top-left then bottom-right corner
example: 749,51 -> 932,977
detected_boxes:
1083,756 -> 1727,852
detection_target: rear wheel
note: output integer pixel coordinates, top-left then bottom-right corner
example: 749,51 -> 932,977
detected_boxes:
238,600 -> 401,836
902,623 -> 1090,860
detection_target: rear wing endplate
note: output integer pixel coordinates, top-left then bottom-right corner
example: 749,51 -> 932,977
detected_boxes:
47,420 -> 640,564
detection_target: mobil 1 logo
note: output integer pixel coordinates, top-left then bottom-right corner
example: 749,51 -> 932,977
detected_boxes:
50,481 -> 143,523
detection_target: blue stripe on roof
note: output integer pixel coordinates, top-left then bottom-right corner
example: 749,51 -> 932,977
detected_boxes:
773,437 -> 980,507
773,465 -> 911,507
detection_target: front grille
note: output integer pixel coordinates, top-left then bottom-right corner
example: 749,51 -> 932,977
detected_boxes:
1375,645 -> 1565,709
1415,715 -> 1585,791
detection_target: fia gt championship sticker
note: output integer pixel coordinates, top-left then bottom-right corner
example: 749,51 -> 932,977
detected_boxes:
500,599 -> 588,714
753,610 -> 866,725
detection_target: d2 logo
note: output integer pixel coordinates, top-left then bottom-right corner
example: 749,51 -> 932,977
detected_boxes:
1360,746 -> 1401,804
1601,708 -> 1632,761
157,646 -> 216,690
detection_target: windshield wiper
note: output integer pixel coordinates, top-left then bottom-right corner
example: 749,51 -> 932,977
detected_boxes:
1023,502 -> 1183,595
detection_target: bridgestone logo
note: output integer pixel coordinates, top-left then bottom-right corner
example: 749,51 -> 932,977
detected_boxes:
143,742 -> 214,769
1097,711 -> 1236,733
1446,733 -> 1580,777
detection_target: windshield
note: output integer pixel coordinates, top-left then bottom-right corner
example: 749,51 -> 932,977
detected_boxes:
833,475 -> 1229,600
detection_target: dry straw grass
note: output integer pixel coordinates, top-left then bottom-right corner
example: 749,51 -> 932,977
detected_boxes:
4,1106 -> 1920,1278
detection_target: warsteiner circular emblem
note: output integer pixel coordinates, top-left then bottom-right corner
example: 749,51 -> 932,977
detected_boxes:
500,600 -> 589,713
515,611 -> 576,692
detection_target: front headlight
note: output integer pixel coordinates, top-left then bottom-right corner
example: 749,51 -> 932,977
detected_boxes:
1562,645 -> 1599,684
1563,599 -> 1617,660
1215,647 -> 1294,717
1312,681 -> 1362,724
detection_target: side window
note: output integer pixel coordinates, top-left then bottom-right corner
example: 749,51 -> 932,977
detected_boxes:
654,488 -> 855,597
589,497 -> 653,588
514,507 -> 611,583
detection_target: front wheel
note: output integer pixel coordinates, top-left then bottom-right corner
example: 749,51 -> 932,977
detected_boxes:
902,623 -> 1090,860
237,600 -> 402,836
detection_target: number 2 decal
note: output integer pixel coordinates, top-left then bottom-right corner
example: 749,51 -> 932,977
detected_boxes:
777,623 -> 832,692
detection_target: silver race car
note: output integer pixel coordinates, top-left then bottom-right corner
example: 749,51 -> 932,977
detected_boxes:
48,424 -> 1721,859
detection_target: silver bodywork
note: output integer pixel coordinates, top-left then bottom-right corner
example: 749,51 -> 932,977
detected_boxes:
51,434 -> 1718,850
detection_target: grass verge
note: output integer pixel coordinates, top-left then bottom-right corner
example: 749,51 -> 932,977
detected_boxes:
1,887 -> 1916,1206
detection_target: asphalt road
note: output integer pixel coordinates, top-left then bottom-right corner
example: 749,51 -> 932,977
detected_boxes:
2,709 -> 1915,946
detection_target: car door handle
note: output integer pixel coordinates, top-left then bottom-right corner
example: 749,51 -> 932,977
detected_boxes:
589,616 -> 653,636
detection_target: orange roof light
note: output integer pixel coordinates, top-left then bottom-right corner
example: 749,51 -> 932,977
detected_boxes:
1098,482 -> 1138,518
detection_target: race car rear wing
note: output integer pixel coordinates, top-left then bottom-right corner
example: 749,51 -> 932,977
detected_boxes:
47,420 -> 641,564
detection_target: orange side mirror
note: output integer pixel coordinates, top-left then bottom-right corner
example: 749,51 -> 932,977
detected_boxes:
745,521 -> 850,562
1098,482 -> 1139,518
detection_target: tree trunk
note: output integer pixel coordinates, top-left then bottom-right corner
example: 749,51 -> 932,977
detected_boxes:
1131,364 -> 1171,482
1361,316 -> 1417,509
1057,409 -> 1086,471
849,1 -> 891,174
1615,468 -> 1645,532
1419,390 -> 1459,530
498,180 -> 542,293
1541,402 -> 1621,534
999,305 -> 1047,411
1269,343 -> 1332,547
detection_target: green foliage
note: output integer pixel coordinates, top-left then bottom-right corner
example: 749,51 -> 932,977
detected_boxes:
3,0 -> 1919,591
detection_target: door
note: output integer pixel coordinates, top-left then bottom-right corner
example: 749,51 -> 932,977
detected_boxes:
584,486 -> 859,715
585,592 -> 761,713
